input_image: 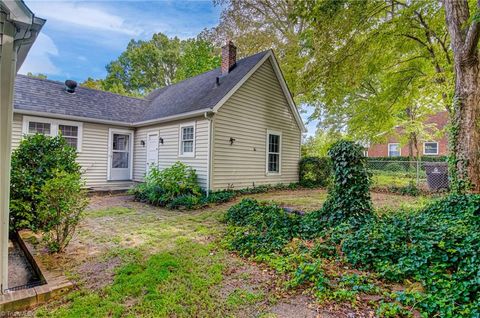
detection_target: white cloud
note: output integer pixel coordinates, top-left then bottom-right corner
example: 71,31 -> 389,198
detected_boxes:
19,32 -> 60,75
26,1 -> 142,36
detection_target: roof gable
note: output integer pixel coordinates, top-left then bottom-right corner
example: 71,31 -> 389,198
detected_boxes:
211,51 -> 306,133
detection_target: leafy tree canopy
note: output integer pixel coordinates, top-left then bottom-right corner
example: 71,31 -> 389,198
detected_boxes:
26,72 -> 48,79
81,33 -> 220,97
293,0 -> 453,143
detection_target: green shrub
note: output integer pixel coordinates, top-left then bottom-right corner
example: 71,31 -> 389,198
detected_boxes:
168,194 -> 202,210
146,162 -> 201,201
205,190 -> 236,204
37,171 -> 89,253
130,162 -> 202,208
10,134 -> 81,230
224,199 -> 301,255
299,157 -> 332,187
367,156 -> 447,162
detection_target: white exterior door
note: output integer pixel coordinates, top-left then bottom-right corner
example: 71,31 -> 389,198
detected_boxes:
108,129 -> 133,180
146,132 -> 159,175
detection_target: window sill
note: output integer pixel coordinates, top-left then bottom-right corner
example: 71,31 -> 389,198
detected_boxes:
178,153 -> 195,158
266,172 -> 281,177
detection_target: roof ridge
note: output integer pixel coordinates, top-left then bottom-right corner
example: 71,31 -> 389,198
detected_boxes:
16,74 -> 148,102
145,50 -> 271,100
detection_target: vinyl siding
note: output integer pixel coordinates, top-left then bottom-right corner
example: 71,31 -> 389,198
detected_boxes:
211,59 -> 301,190
133,116 -> 209,189
11,114 -> 133,190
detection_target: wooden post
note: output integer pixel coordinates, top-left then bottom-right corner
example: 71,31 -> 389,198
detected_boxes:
0,15 -> 17,293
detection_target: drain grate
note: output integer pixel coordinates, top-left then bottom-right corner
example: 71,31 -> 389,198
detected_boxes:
5,280 -> 44,292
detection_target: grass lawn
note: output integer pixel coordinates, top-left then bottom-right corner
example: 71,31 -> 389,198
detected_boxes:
31,189 -> 432,317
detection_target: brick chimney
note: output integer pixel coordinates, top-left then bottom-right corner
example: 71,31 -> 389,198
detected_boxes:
221,40 -> 237,75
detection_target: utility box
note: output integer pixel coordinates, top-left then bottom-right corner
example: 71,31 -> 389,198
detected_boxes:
424,162 -> 449,191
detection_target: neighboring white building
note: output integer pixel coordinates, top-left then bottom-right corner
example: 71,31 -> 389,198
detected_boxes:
12,43 -> 306,192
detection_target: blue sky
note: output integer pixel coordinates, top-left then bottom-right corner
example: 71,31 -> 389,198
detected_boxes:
20,0 -> 317,136
21,0 -> 221,81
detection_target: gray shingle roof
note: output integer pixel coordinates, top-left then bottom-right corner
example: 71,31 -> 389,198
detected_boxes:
14,75 -> 149,123
141,50 -> 269,121
14,50 -> 270,124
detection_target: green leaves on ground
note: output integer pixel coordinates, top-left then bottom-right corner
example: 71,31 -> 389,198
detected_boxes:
224,198 -> 301,255
224,193 -> 480,317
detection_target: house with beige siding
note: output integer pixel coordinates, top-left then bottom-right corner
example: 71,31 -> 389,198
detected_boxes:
12,42 -> 305,192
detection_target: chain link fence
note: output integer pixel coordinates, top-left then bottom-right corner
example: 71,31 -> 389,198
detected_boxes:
367,160 -> 449,192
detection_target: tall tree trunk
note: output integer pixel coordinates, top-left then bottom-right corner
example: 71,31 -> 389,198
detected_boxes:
452,63 -> 480,191
444,0 -> 480,192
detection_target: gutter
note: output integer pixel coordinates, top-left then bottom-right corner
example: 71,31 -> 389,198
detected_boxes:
14,108 -> 212,128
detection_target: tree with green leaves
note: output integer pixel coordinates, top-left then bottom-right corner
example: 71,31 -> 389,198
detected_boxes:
83,33 -> 220,97
293,1 -> 451,154
104,34 -> 221,96
175,38 -> 220,82
26,72 -> 47,79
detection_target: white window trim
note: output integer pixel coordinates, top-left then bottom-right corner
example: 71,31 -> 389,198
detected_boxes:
107,128 -> 134,181
423,141 -> 439,155
178,121 -> 196,158
266,129 -> 282,176
388,143 -> 401,157
22,115 -> 83,152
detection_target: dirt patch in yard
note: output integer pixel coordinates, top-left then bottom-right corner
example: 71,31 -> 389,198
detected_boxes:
76,256 -> 122,290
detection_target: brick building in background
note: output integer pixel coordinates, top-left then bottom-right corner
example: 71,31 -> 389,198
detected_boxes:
367,111 -> 449,157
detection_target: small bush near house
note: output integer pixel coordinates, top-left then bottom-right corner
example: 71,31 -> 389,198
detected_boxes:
10,134 -> 81,231
299,157 -> 332,187
130,162 -> 202,208
37,170 -> 89,253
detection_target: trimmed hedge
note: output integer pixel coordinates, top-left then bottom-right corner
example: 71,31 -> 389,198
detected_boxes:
367,156 -> 447,162
299,157 -> 332,187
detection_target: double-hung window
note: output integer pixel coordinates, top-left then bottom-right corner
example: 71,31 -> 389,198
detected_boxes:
423,142 -> 439,155
179,123 -> 195,157
59,125 -> 79,149
266,130 -> 281,174
388,143 -> 400,157
22,116 -> 83,151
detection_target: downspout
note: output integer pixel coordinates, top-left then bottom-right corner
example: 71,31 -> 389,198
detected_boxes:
0,14 -> 16,294
204,111 -> 214,195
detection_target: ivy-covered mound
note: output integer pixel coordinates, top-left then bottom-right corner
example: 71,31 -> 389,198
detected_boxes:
301,140 -> 373,238
223,140 -> 480,317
